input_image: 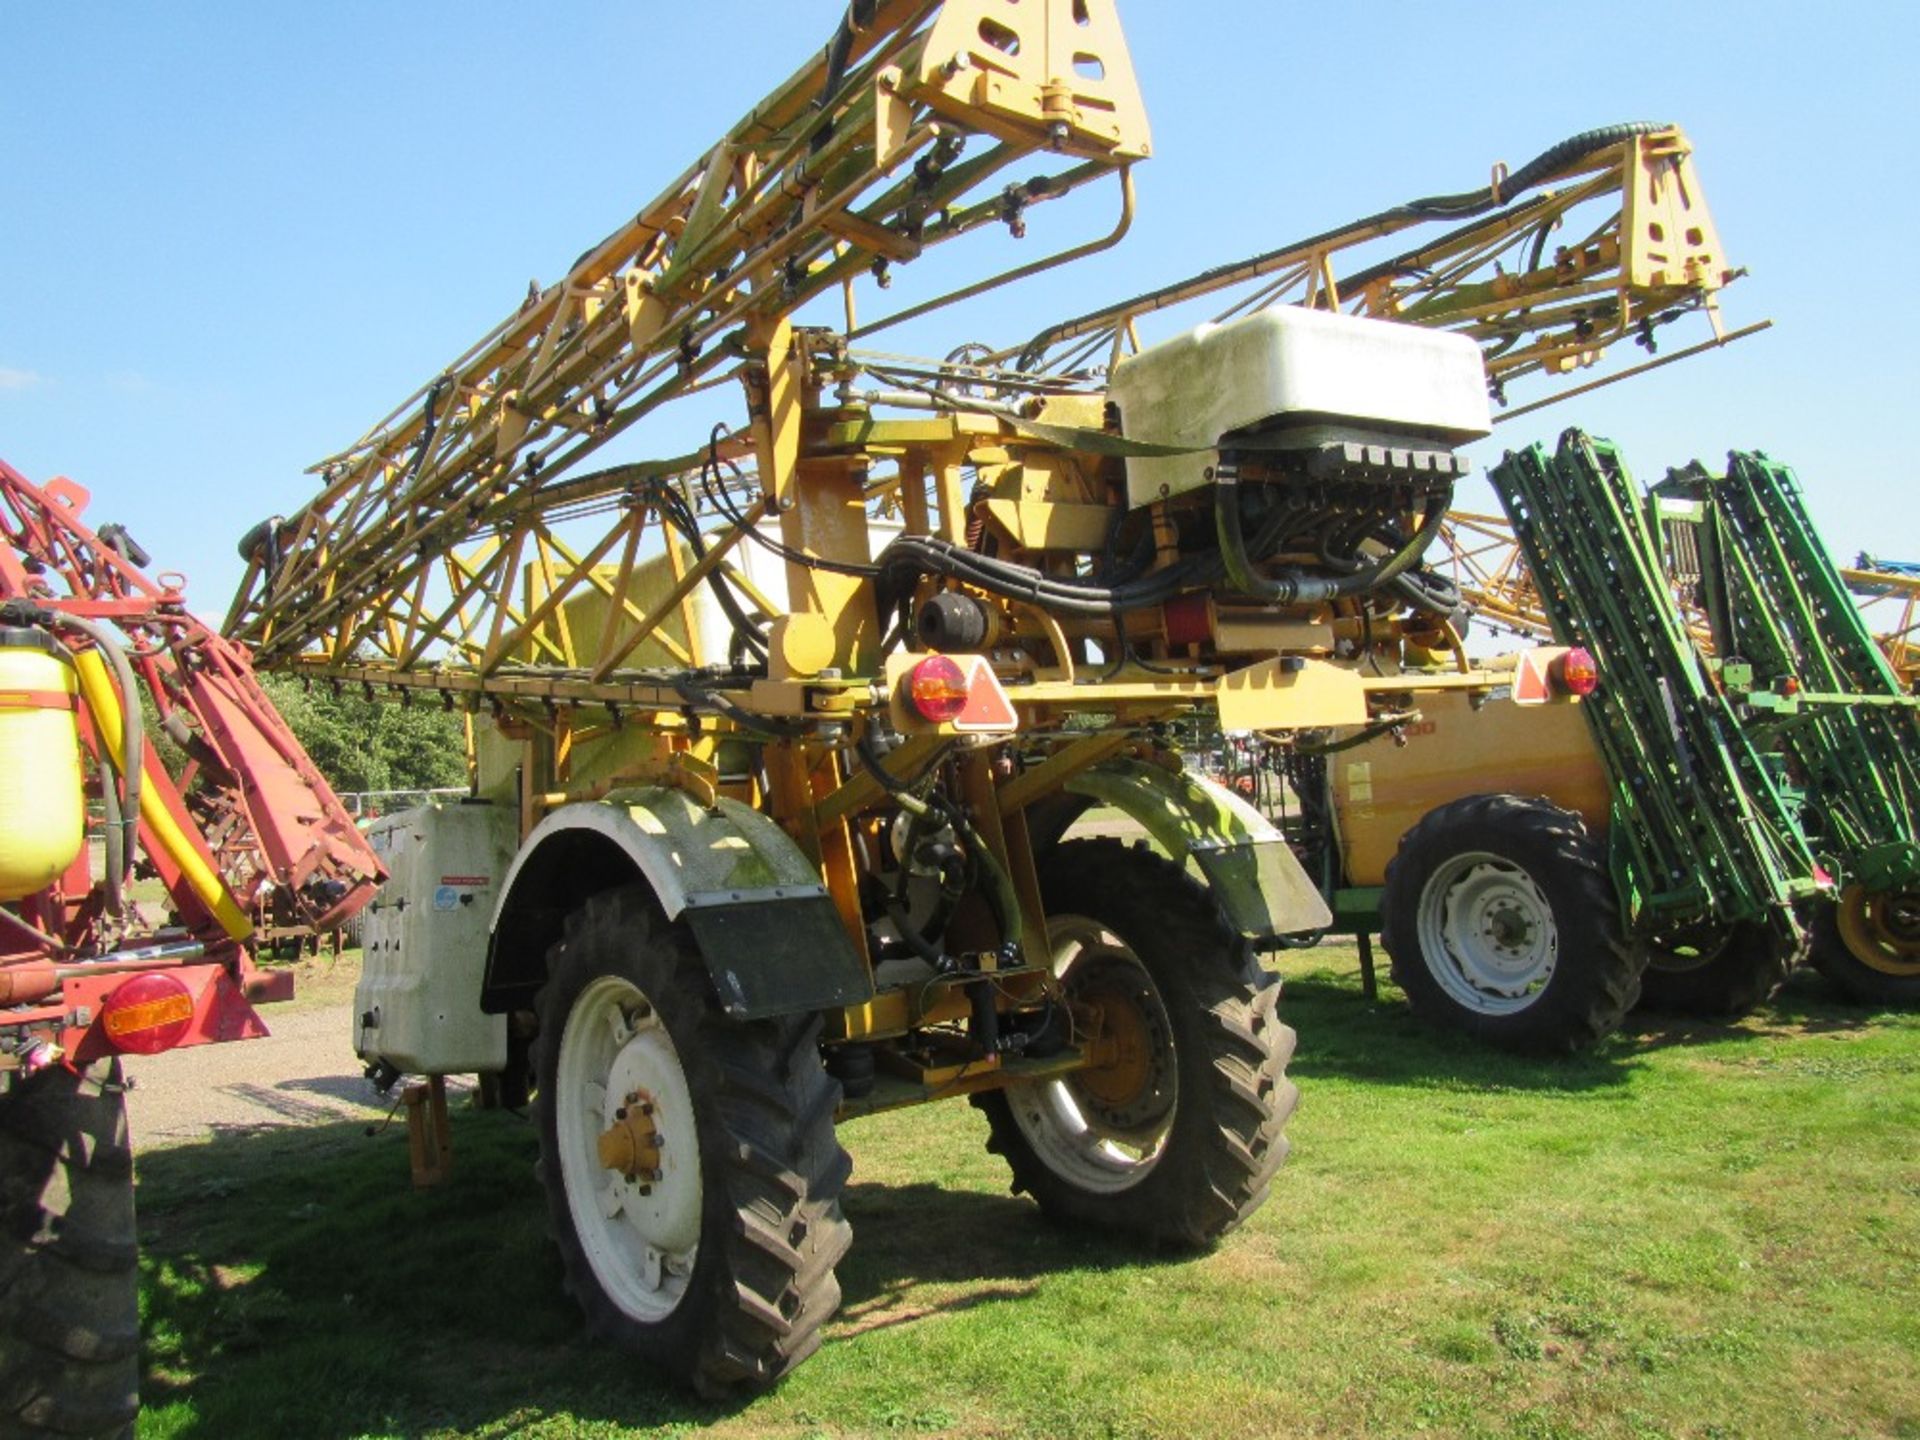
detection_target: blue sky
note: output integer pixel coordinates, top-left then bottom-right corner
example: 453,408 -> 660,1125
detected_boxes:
4,2 -> 1916,616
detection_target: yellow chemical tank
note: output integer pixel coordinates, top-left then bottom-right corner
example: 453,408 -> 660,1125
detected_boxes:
0,627 -> 86,901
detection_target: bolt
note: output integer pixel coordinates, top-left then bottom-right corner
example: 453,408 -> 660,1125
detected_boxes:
616,1107 -> 628,1120
638,1184 -> 653,1197
639,1101 -> 654,1116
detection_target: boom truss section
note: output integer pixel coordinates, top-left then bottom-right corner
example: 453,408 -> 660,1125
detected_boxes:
1010,124 -> 1749,405
225,0 -> 1150,685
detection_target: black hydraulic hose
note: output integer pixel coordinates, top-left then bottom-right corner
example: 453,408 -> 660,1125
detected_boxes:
1401,122 -> 1669,218
651,487 -> 771,664
1388,565 -> 1464,618
855,734 -> 1024,953
876,533 -> 1219,618
1215,478 -> 1451,604
883,808 -> 959,969
697,427 -> 884,583
41,611 -> 143,911
405,376 -> 451,489
1276,712 -> 1421,758
670,673 -> 809,738
812,0 -> 881,152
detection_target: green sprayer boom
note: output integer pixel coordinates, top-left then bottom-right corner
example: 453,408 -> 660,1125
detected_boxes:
1488,432 -> 1819,952
1653,455 -> 1920,892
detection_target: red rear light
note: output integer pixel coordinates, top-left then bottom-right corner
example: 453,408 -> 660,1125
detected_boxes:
100,972 -> 194,1055
1553,647 -> 1599,697
906,655 -> 968,723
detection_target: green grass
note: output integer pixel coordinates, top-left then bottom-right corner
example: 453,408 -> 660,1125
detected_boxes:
132,948 -> 1920,1440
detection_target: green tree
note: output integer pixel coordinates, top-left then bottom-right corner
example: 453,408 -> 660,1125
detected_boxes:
257,674 -> 467,796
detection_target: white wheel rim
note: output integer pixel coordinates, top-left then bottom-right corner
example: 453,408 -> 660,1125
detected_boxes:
556,974 -> 701,1323
1006,914 -> 1176,1194
1415,850 -> 1558,1015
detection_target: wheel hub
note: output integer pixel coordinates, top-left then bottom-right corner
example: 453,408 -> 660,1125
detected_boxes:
1838,884 -> 1920,975
597,1088 -> 664,1190
1485,903 -> 1535,952
1416,851 -> 1560,1013
556,975 -> 702,1322
1005,914 -> 1178,1195
1071,961 -> 1174,1137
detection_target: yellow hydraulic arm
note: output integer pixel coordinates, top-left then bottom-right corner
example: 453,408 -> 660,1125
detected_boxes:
225,0 -> 1149,685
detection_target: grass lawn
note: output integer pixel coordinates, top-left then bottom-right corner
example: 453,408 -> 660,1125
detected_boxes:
132,946 -> 1918,1440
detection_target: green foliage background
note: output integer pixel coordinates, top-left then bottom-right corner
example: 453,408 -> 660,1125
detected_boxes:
255,674 -> 466,795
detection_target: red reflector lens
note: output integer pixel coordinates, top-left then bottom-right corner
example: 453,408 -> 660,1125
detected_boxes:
1555,647 -> 1599,697
906,655 -> 969,723
100,973 -> 194,1055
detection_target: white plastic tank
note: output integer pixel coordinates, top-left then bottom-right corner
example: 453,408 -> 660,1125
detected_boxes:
1108,306 -> 1493,506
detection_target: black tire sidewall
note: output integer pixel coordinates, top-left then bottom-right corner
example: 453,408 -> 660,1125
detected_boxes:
1639,919 -> 1795,1016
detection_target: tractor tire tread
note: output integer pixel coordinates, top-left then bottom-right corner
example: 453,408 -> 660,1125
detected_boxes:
533,886 -> 851,1399
0,1064 -> 140,1439
976,839 -> 1295,1249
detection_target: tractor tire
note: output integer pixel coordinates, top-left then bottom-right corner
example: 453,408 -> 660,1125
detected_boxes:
1638,918 -> 1798,1017
975,839 -> 1297,1247
534,886 -> 851,1398
0,1061 -> 140,1440
1380,794 -> 1644,1053
1809,884 -> 1920,1008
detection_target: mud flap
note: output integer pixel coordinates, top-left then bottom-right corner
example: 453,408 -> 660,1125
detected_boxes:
1065,758 -> 1331,938
679,892 -> 873,1020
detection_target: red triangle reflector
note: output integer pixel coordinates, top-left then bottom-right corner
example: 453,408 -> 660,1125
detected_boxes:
954,656 -> 1017,732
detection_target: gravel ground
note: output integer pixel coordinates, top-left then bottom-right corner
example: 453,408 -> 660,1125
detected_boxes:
122,1000 -> 388,1150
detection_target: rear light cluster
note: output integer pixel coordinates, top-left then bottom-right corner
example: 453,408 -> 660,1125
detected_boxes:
1552,647 -> 1600,697
100,972 -> 194,1055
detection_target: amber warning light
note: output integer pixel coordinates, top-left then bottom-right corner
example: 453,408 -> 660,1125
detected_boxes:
100,972 -> 195,1055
